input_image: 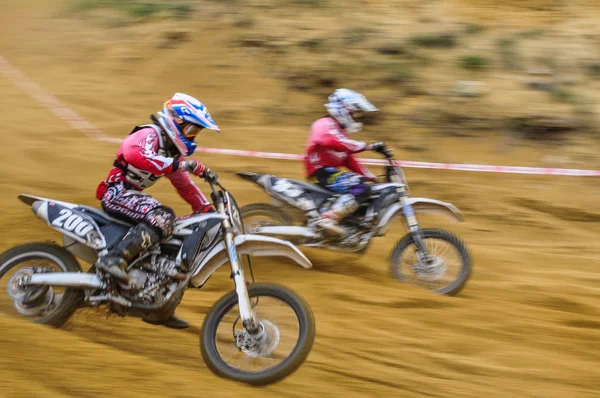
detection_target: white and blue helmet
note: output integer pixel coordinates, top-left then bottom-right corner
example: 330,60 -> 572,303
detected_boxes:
325,88 -> 378,134
157,93 -> 220,156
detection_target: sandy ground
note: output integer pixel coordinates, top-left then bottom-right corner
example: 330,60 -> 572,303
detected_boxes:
0,1 -> 599,397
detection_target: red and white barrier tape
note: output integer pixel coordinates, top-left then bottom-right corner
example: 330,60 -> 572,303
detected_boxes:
0,56 -> 106,141
194,147 -> 600,176
2,55 -> 599,177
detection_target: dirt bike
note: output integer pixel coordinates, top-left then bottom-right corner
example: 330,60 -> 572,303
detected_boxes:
237,150 -> 472,296
0,176 -> 315,386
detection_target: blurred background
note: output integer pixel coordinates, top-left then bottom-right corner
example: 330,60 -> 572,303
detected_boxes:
0,0 -> 599,396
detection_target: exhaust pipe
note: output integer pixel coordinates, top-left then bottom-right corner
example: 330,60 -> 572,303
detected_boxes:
252,226 -> 320,238
28,272 -> 104,289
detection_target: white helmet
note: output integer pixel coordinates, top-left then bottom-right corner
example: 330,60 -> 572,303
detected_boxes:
324,88 -> 378,134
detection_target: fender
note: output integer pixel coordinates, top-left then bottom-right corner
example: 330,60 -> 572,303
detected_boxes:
376,197 -> 463,236
190,234 -> 312,288
18,194 -> 79,209
236,171 -> 271,190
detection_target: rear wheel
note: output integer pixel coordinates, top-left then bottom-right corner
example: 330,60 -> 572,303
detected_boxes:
0,243 -> 83,327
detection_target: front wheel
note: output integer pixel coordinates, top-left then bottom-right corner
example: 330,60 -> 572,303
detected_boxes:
0,243 -> 84,327
240,203 -> 293,234
200,283 -> 315,385
389,228 -> 471,296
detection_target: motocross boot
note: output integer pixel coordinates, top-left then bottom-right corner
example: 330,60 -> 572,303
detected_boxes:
315,194 -> 359,237
96,223 -> 161,283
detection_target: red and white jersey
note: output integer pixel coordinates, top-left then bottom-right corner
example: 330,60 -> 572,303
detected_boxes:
96,126 -> 211,213
303,117 -> 375,179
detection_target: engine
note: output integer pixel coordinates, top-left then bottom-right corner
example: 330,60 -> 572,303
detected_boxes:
124,253 -> 187,305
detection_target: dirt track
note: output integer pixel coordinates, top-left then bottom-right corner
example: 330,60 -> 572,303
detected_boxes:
1,1 -> 600,397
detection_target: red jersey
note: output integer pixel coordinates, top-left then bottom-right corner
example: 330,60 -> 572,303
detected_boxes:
96,126 -> 211,213
303,117 -> 375,179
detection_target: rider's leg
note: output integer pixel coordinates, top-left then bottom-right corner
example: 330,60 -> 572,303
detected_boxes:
312,169 -> 372,236
96,222 -> 160,281
96,207 -> 174,281
98,182 -> 175,280
96,183 -> 188,328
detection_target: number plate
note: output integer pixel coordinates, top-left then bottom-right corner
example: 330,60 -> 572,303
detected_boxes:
47,203 -> 105,249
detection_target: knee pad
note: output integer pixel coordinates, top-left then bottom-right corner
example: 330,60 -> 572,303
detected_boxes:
111,222 -> 161,261
145,207 -> 176,237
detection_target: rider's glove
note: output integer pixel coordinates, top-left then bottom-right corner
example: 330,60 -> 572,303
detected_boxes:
369,141 -> 394,157
181,160 -> 219,182
180,159 -> 206,176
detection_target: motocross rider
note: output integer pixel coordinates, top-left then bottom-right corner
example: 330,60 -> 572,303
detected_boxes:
304,88 -> 393,237
95,93 -> 220,329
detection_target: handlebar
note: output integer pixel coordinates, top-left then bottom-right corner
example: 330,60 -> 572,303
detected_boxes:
206,176 -> 227,209
377,150 -> 409,190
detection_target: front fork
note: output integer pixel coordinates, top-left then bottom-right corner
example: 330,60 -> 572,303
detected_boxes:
399,194 -> 429,256
217,200 -> 260,334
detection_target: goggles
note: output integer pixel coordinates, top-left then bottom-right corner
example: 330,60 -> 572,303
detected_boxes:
179,122 -> 203,139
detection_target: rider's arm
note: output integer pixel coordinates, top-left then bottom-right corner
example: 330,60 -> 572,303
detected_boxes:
345,154 -> 376,180
321,129 -> 368,154
167,169 -> 213,213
